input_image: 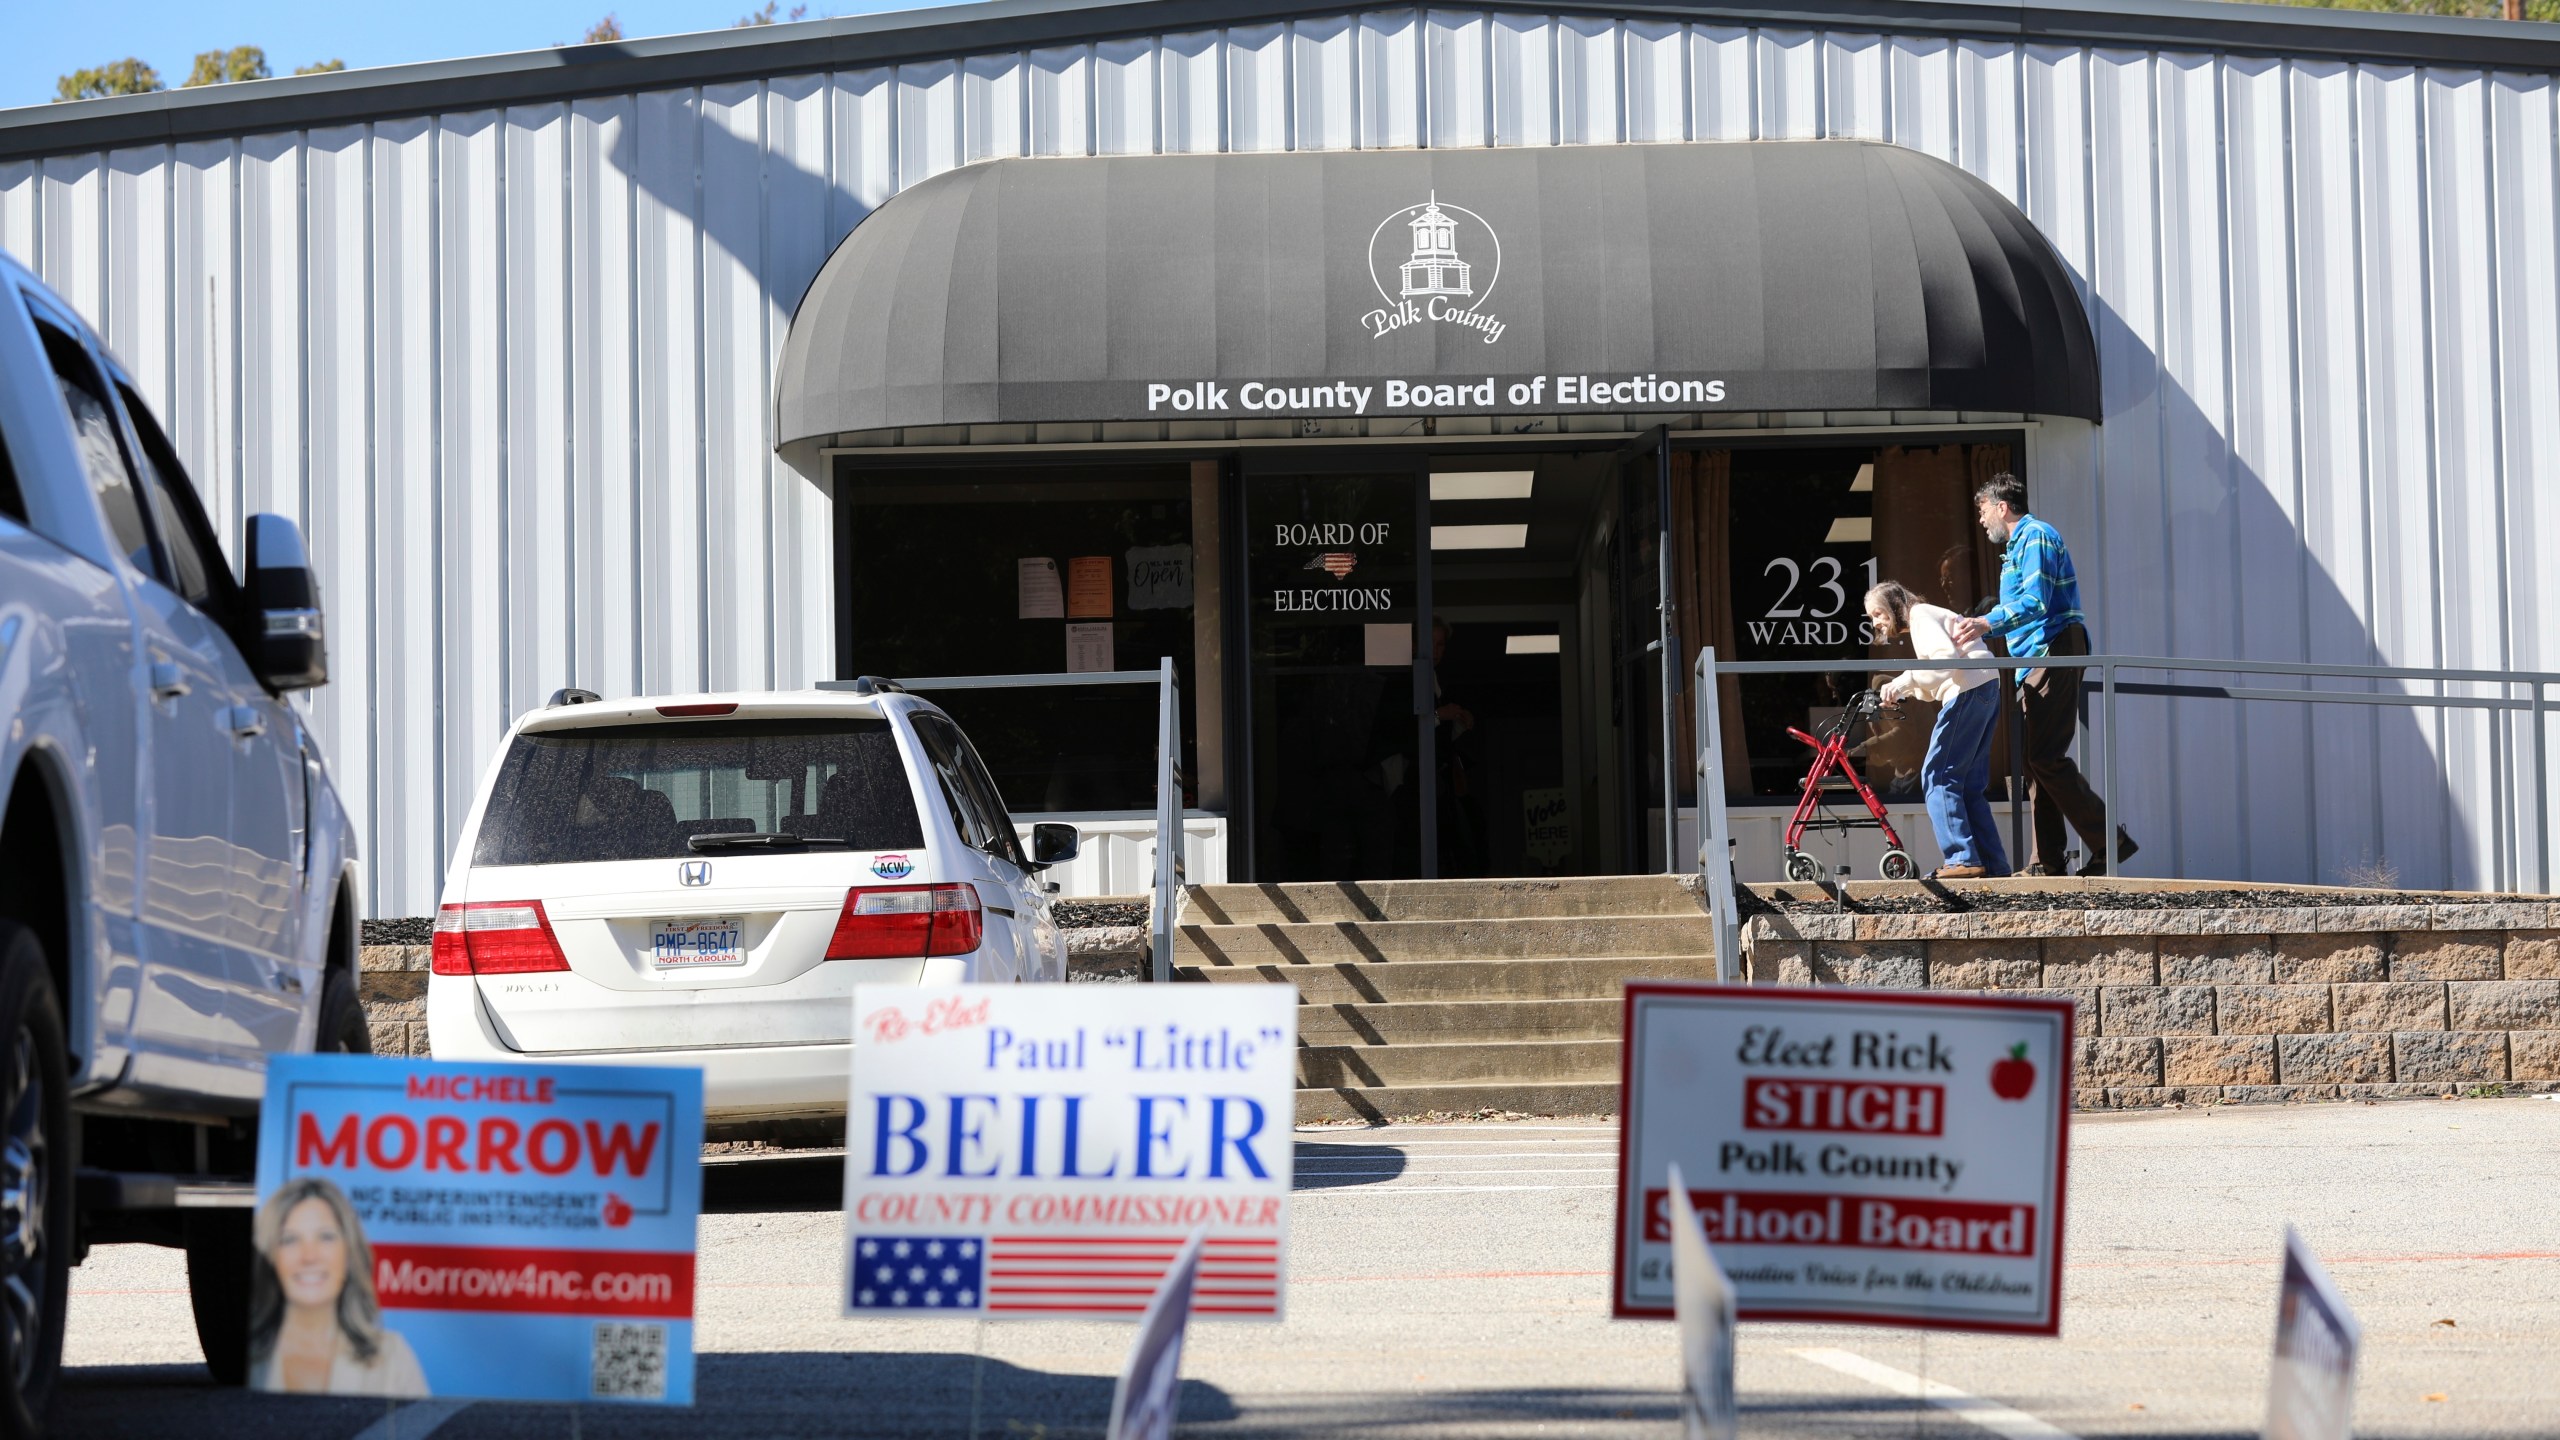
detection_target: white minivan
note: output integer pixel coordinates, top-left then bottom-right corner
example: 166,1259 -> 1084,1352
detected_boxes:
427,682 -> 1074,1129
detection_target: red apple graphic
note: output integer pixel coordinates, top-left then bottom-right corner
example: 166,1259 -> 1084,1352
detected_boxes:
1990,1043 -> 2036,1100
603,1193 -> 634,1228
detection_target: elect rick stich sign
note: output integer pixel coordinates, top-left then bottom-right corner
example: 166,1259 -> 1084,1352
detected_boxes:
1615,984 -> 2072,1334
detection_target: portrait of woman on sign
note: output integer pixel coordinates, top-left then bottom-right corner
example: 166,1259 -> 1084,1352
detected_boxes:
249,1176 -> 430,1397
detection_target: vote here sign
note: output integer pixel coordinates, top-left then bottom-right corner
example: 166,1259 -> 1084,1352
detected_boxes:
1614,983 -> 2072,1334
845,984 -> 1295,1323
253,1054 -> 703,1404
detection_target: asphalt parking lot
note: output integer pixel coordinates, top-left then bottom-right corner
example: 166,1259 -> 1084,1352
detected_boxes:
55,1096 -> 2560,1438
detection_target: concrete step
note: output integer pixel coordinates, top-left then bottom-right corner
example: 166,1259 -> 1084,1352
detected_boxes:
1294,997 -> 1622,1046
1296,1038 -> 1619,1088
1182,955 -> 1710,1004
1186,875 -> 1706,924
1176,915 -> 1715,966
1295,1081 -> 1623,1124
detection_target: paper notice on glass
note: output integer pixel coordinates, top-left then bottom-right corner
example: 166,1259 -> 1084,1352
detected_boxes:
1068,556 -> 1114,618
1364,623 -> 1411,668
1126,545 -> 1193,612
1018,558 -> 1064,619
1522,788 -> 1572,868
1066,622 -> 1115,674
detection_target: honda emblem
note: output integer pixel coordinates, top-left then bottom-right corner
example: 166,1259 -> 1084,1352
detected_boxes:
679,860 -> 712,887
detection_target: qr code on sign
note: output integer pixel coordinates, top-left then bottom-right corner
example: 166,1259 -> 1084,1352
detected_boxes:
591,1321 -> 667,1400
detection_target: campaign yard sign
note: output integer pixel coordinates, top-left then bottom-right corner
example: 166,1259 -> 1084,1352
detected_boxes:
845,984 -> 1294,1322
1106,1229 -> 1208,1440
252,1054 -> 703,1404
1616,983 -> 2072,1334
2264,1227 -> 2361,1440
1665,1163 -> 1738,1440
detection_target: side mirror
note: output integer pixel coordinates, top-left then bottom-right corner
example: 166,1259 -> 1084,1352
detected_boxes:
1029,823 -> 1080,869
243,513 -> 327,690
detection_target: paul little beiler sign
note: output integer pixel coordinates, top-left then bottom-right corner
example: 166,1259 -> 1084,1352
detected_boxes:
844,984 -> 1295,1323
1614,983 -> 2073,1334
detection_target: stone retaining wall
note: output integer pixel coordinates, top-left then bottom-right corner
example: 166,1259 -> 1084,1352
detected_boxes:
1742,898 -> 2560,1107
360,944 -> 431,1056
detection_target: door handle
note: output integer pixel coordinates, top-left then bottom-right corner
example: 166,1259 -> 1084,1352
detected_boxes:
224,705 -> 267,740
148,660 -> 190,702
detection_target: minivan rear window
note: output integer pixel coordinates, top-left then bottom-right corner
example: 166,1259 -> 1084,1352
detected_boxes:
471,719 -> 926,866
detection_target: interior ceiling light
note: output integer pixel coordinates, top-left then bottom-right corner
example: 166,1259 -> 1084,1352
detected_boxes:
1849,463 -> 1876,493
1431,523 -> 1532,550
1824,516 -> 1874,544
1429,471 -> 1536,502
1506,634 -> 1562,655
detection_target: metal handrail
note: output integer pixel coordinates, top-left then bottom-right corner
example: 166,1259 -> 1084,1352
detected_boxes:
1152,655 -> 1185,984
891,669 -> 1173,690
1693,647 -> 2554,959
859,666 -> 1186,982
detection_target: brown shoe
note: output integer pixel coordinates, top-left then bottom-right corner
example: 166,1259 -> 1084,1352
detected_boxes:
1930,864 -> 1988,880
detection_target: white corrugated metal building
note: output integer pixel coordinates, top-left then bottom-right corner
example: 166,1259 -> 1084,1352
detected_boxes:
2,0 -> 2555,914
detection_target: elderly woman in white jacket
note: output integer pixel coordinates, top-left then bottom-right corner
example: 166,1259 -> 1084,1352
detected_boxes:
1866,581 -> 2011,879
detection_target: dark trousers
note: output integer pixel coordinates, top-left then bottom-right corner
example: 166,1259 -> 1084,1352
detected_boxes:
2020,622 -> 2110,871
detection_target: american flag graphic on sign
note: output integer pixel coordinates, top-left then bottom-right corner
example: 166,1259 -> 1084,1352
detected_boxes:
849,1234 -> 1279,1318
850,1235 -> 983,1310
1302,552 -> 1358,578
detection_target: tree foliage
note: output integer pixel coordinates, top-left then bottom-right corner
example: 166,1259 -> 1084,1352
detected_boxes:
295,59 -> 347,76
734,3 -> 808,25
2268,0 -> 2558,17
54,58 -> 162,102
584,15 -> 624,42
183,46 -> 271,88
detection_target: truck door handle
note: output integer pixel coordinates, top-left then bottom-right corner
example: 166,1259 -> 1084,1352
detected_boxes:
149,661 -> 190,701
224,705 -> 266,740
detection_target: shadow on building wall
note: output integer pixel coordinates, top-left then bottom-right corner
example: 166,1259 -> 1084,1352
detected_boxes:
2086,292 -> 2485,891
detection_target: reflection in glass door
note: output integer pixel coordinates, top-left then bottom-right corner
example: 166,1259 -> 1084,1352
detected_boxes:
1244,471 -> 1423,881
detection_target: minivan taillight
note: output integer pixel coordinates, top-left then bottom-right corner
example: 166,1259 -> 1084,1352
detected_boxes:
826,884 -> 983,960
431,901 -> 571,976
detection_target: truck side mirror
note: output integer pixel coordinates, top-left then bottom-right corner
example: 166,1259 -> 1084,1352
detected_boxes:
1030,823 -> 1080,869
243,513 -> 327,690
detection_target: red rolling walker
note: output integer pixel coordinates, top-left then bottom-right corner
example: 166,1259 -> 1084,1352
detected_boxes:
1780,689 -> 1918,882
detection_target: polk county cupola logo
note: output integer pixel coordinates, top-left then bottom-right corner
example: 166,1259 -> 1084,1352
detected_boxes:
1365,194 -> 1505,345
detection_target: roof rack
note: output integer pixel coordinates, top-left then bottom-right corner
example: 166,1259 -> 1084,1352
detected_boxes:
547,687 -> 602,707
814,676 -> 905,696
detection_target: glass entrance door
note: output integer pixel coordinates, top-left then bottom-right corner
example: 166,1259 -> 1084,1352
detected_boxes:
1243,469 -> 1424,881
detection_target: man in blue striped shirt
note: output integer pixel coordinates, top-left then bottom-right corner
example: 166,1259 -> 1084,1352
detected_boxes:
1950,473 -> 2137,876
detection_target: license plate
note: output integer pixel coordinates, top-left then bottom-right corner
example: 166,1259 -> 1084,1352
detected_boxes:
652,917 -> 745,968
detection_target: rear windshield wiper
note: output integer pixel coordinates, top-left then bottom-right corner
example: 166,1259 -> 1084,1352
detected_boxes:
684,832 -> 851,852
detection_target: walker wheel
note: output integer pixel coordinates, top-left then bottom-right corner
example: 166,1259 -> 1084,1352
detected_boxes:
1878,849 -> 1917,881
1784,850 -> 1821,882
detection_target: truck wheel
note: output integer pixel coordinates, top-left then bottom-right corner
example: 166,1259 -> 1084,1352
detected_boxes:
0,921 -> 70,1438
190,964 -> 371,1386
315,964 -> 371,1056
185,1215 -> 251,1387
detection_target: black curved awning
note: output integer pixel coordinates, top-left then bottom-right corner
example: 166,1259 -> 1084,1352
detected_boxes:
776,140 -> 2100,443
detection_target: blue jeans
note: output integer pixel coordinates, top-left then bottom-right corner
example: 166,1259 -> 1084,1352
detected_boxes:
1923,680 -> 2010,875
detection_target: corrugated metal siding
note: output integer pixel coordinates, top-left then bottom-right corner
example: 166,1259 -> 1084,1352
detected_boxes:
2,15 -> 2554,911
